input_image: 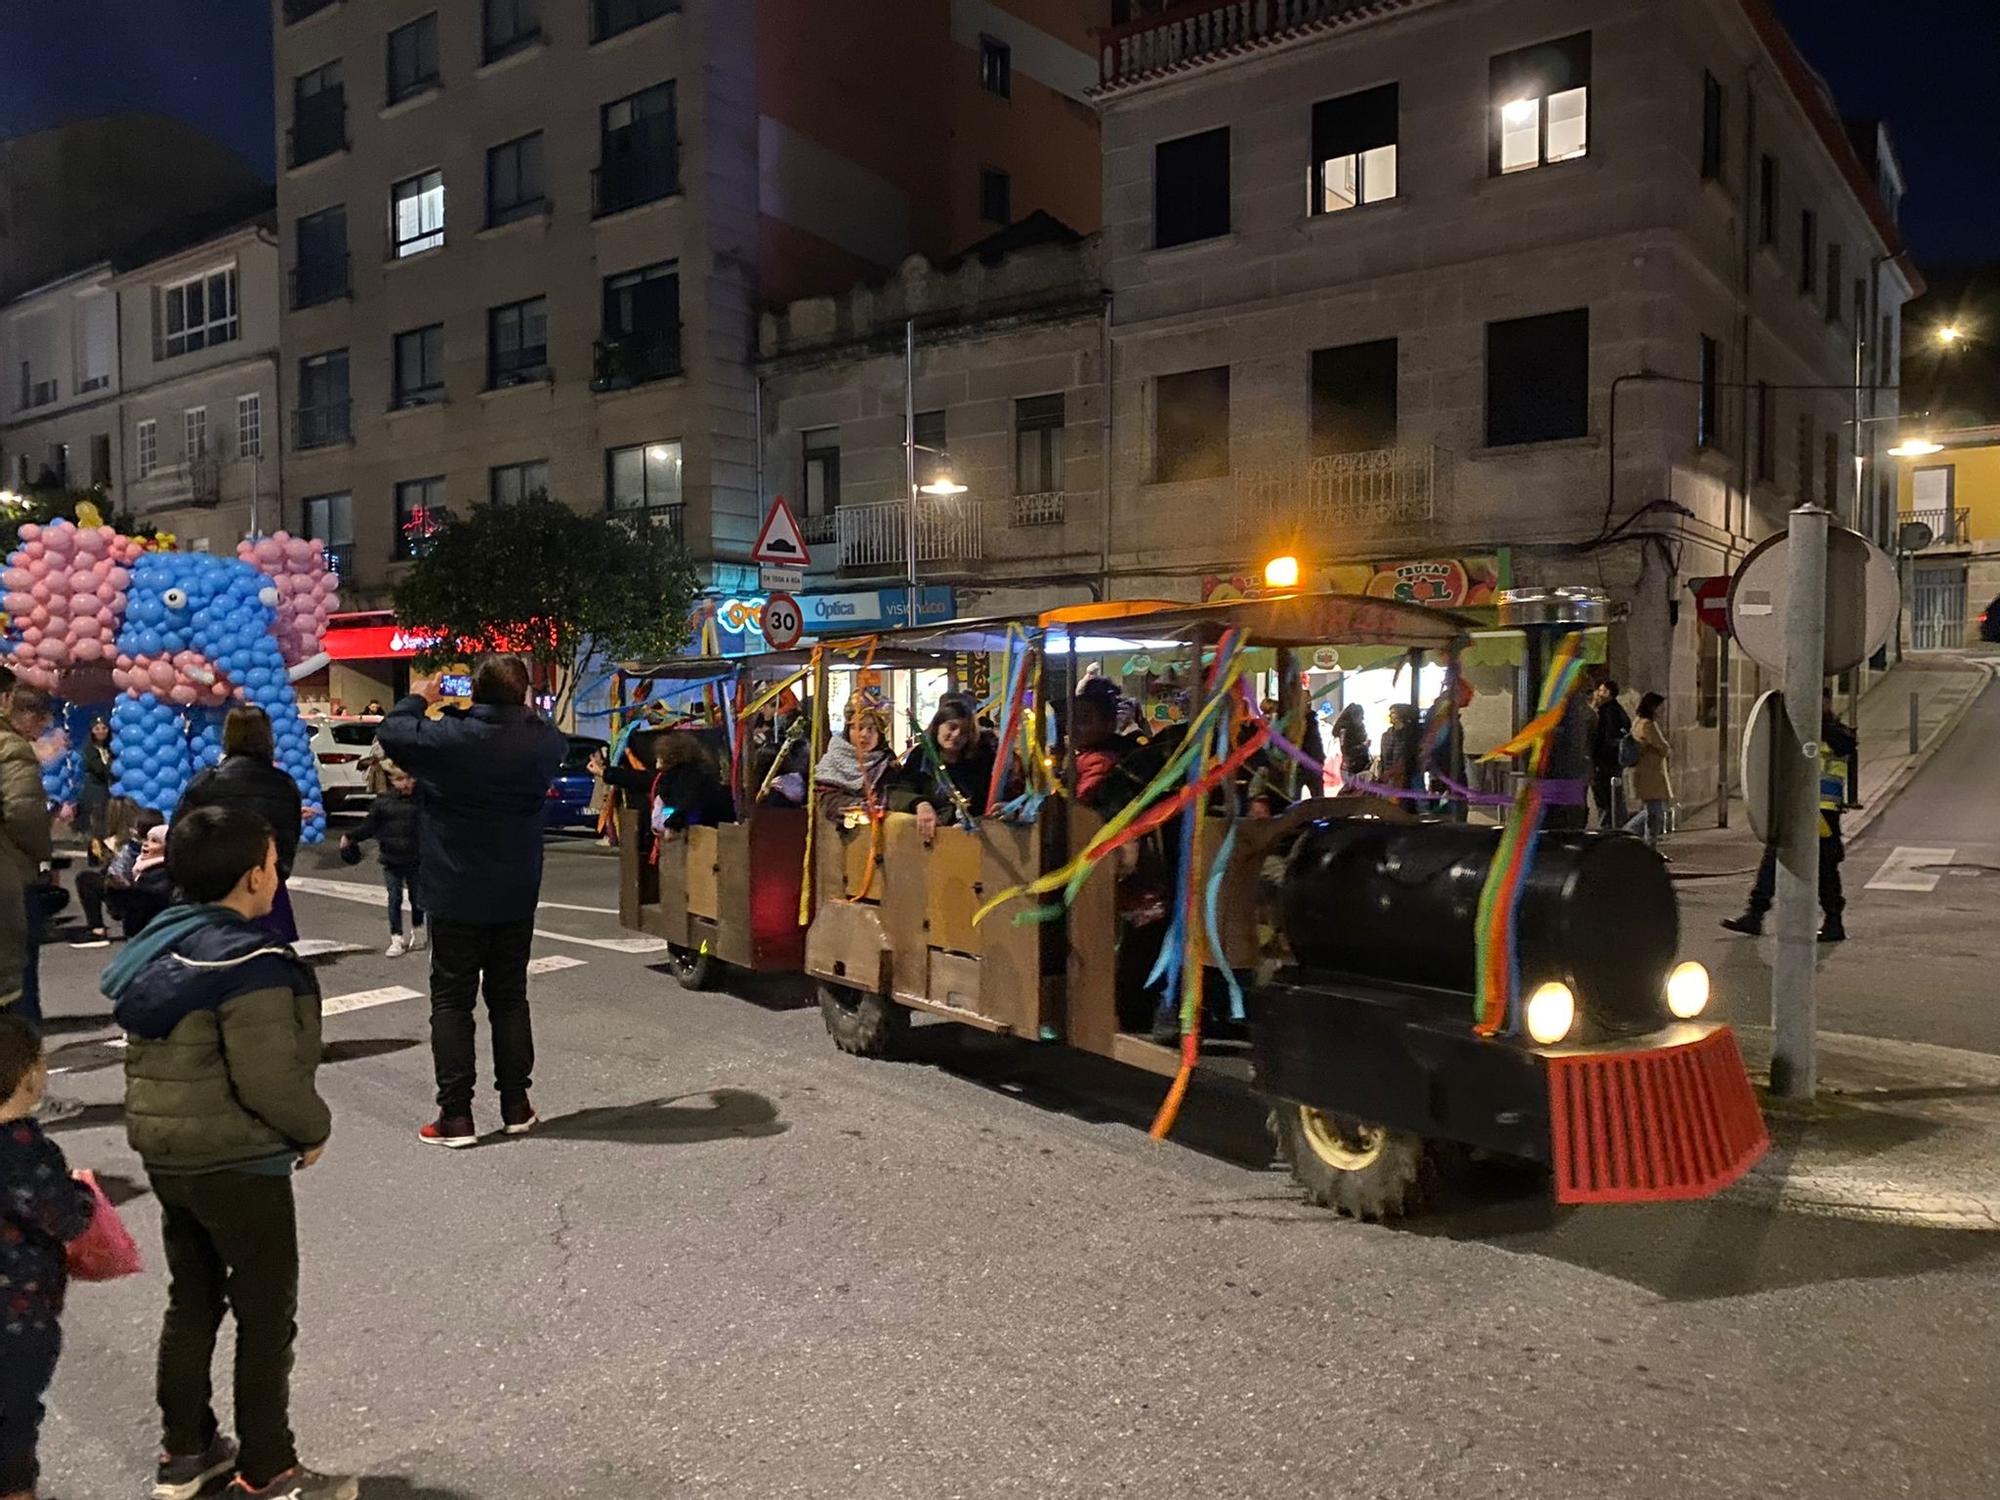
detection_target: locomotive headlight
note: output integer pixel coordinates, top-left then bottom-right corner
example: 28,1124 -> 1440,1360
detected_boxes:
1524,981 -> 1576,1046
1665,961 -> 1711,1019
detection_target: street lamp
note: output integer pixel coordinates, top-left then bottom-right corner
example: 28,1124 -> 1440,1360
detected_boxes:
917,457 -> 967,497
1263,554 -> 1301,590
1937,324 -> 1966,347
1886,436 -> 1943,458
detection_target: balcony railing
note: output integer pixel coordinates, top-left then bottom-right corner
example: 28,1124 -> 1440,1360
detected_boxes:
1010,492 -> 1066,527
591,152 -> 679,216
798,512 -> 838,546
610,503 -> 686,543
1100,0 -> 1373,90
1229,445 -> 1437,541
131,452 -> 222,511
294,400 -> 352,451
591,331 -> 682,391
290,255 -> 350,310
1900,507 -> 1972,547
18,378 -> 56,410
319,542 -> 354,579
288,88 -> 347,168
834,498 -> 984,571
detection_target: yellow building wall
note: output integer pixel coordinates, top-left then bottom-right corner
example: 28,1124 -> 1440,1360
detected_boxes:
1899,439 -> 2000,542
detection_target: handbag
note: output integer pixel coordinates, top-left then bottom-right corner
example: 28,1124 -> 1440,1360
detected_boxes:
65,1169 -> 144,1282
1617,731 -> 1644,769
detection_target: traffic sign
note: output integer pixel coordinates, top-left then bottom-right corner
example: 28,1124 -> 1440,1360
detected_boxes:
1727,523 -> 1898,676
750,495 -> 813,569
759,565 -> 803,593
761,591 -> 804,650
1690,575 -> 1731,636
1741,689 -> 1783,843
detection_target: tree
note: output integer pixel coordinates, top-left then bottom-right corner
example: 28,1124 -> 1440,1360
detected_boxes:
391,495 -> 701,722
0,485 -> 162,560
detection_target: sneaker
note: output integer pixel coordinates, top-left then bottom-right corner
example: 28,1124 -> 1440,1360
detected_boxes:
155,1433 -> 237,1500
1818,923 -> 1847,943
500,1095 -> 539,1136
229,1467 -> 358,1500
385,933 -> 410,958
408,925 -> 429,952
1720,914 -> 1763,936
418,1115 -> 478,1148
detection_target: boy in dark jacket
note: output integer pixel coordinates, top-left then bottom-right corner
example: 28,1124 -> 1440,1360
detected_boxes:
339,766 -> 424,957
1,1013 -> 97,1500
105,806 -> 352,1500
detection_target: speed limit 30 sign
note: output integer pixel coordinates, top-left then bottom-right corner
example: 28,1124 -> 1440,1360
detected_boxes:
761,591 -> 804,650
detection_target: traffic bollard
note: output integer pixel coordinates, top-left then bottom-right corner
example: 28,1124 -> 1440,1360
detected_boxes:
1910,691 -> 1920,754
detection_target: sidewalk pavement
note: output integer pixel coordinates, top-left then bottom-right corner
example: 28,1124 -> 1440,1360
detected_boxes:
1669,650 -> 1997,878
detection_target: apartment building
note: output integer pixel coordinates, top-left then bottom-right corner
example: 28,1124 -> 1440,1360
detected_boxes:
1085,0 -> 1916,811
1897,427 -> 2000,650
270,0 -> 1104,632
0,202 -> 282,551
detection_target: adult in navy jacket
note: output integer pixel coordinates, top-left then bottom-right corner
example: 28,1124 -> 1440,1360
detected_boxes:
375,655 -> 567,1147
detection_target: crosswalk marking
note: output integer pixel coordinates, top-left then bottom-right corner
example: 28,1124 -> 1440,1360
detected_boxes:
538,901 -> 620,915
322,985 -> 423,1017
527,955 -> 588,975
289,877 -> 663,951
293,938 -> 366,958
1865,846 -> 1957,893
531,928 -> 671,954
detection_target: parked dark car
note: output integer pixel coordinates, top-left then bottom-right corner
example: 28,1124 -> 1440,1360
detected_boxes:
544,735 -> 609,829
1981,594 -> 2000,644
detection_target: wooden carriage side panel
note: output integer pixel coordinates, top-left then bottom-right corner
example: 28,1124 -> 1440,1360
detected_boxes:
925,824 -> 986,957
652,830 -> 693,948
1063,804 -> 1120,1059
711,823 -> 756,968
977,819 -> 1056,1039
685,825 -> 721,921
804,898 -> 892,994
881,815 -> 930,1003
745,807 -> 808,971
618,809 -> 645,932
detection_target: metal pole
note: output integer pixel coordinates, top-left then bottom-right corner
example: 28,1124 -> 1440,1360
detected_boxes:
1910,690 -> 1920,754
904,317 -> 918,629
1771,503 -> 1829,1100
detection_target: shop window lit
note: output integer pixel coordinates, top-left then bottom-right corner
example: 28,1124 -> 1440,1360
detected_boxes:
392,170 -> 445,257
1491,33 -> 1590,175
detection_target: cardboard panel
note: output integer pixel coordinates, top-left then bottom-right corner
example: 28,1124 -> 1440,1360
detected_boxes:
685,825 -> 721,920
805,898 -> 890,992
925,825 -> 987,957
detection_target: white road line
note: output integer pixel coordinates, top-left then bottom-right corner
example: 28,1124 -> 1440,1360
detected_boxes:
1865,845 -> 1957,892
538,900 -> 620,915
293,938 -> 366,958
527,955 -> 588,975
322,985 -> 423,1016
289,876 -> 390,905
290,877 -> 632,931
533,929 -> 671,954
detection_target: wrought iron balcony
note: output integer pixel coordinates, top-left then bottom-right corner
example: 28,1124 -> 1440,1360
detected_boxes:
1099,0 -> 1379,91
288,88 -> 347,168
1009,492 -> 1067,527
1900,506 -> 1972,547
591,0 -> 678,43
834,498 -> 984,571
591,331 -> 681,391
591,151 -> 679,216
1227,445 -> 1438,542
290,255 -> 350,310
294,401 -> 352,451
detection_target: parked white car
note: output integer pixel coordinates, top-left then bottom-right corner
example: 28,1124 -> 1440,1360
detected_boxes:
307,716 -> 381,812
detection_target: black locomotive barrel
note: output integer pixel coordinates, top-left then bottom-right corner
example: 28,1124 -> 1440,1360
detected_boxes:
1280,819 -> 1678,1022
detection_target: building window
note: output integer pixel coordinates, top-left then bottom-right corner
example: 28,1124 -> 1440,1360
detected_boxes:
802,429 -> 841,523
1754,381 -> 1775,482
1310,339 -> 1398,455
386,13 -> 440,104
183,407 -> 208,466
1796,412 -> 1814,502
1700,71 -> 1725,181
1911,465 -> 1954,512
1153,366 -> 1230,482
392,170 -> 446,257
1485,309 -> 1589,447
1799,209 -> 1817,294
1311,83 -> 1398,214
76,294 -> 114,393
395,476 -> 448,559
1826,243 -> 1843,323
1758,155 -> 1779,246
289,60 -> 345,168
160,266 -> 239,358
912,410 -> 949,489
135,419 -> 158,479
295,349 -> 351,449
595,81 -> 679,216
487,297 -> 549,389
592,0 -> 676,44
1154,127 -> 1230,249
606,441 -> 684,521
1698,335 -> 1721,450
303,491 -> 354,577
292,205 -> 349,308
979,167 -> 1011,225
483,0 -> 541,62
1491,32 -> 1590,174
1014,394 -> 1065,494
90,432 -> 111,487
392,324 -> 446,408
979,35 -> 1011,98
490,460 -> 549,505
486,132 -> 546,226
237,393 -> 262,459
595,261 -> 680,389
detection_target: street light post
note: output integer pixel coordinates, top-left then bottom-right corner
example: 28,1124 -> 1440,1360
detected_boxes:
905,318 -> 918,630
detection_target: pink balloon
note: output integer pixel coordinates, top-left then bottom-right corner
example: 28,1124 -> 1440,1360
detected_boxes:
73,638 -> 102,663
35,640 -> 64,663
20,628 -> 41,647
17,524 -> 39,543
148,661 -> 176,690
107,566 -> 130,589
28,582 -> 50,604
167,684 -> 197,706
76,529 -> 103,554
2,571 -> 28,590
3,593 -> 31,614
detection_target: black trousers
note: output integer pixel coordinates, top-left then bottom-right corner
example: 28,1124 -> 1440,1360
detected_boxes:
429,915 -> 537,1116
150,1169 -> 301,1488
1749,821 -> 1846,920
0,1321 -> 60,1496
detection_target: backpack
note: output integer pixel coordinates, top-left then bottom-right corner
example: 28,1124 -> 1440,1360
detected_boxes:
1617,731 -> 1644,769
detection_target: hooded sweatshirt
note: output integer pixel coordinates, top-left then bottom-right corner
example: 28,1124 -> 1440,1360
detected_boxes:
108,907 -> 331,1175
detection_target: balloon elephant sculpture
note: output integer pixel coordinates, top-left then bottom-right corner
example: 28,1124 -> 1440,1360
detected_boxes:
3,522 -> 339,839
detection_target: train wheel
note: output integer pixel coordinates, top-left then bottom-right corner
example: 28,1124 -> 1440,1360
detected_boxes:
1272,1104 -> 1437,1221
667,944 -> 715,991
820,983 -> 908,1058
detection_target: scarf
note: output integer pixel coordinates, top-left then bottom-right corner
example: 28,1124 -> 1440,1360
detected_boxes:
100,904 -> 241,1002
813,735 -> 890,796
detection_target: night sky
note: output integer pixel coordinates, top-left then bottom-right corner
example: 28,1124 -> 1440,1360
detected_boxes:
0,0 -> 1993,268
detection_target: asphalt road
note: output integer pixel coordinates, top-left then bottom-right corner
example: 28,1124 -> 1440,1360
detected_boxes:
33,819 -> 2000,1499
1685,677 -> 2000,1056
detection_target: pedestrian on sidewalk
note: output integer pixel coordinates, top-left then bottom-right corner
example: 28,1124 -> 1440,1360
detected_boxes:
0,1013 -> 99,1500
1588,678 -> 1631,829
1723,699 -> 1855,943
74,810 -> 172,944
0,684 -> 56,1028
104,805 -> 354,1500
1620,692 -> 1672,849
375,656 -> 567,1148
339,765 -> 426,958
79,717 -> 114,861
174,707 -> 305,945
1376,702 -> 1421,813
1330,703 -> 1372,793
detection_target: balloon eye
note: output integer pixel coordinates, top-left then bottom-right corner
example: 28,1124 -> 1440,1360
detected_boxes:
162,588 -> 188,609
258,586 -> 280,608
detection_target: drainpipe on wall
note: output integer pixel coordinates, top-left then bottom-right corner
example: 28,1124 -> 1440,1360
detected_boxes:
1098,291 -> 1113,601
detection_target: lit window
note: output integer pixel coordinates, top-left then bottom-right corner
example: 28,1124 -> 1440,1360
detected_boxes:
1491,33 -> 1591,175
607,440 -> 683,517
392,170 -> 446,257
1312,84 -> 1397,213
160,267 -> 240,358
395,476 -> 448,559
490,460 -> 549,505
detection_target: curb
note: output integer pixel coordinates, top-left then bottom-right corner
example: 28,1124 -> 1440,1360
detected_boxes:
1844,659 -> 1997,843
